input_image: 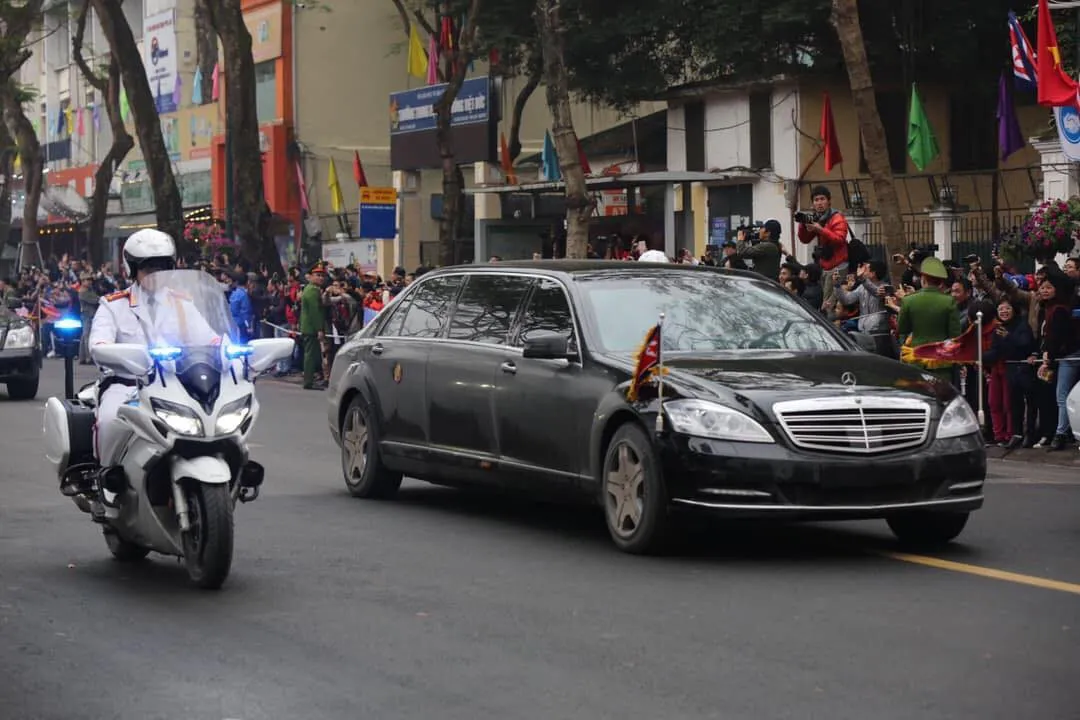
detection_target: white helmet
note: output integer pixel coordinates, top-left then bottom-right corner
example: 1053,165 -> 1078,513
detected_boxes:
123,229 -> 176,278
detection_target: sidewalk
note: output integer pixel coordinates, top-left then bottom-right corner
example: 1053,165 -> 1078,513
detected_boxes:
986,444 -> 1080,469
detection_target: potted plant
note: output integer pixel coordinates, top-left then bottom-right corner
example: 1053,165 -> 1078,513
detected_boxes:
1020,199 -> 1080,263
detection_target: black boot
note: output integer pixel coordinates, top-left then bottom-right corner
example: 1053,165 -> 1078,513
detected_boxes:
1049,434 -> 1069,451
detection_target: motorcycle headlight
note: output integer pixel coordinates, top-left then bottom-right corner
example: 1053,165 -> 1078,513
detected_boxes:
3,326 -> 34,350
663,399 -> 774,443
150,398 -> 204,437
936,396 -> 980,440
215,396 -> 252,435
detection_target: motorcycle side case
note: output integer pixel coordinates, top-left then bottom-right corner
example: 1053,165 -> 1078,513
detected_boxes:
43,397 -> 97,477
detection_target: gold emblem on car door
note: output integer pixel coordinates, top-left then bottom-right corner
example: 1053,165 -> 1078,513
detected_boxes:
393,362 -> 403,384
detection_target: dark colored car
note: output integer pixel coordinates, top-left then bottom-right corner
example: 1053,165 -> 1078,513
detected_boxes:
327,262 -> 985,554
0,308 -> 41,400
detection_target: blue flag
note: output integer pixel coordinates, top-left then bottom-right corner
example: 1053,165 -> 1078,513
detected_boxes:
542,130 -> 561,181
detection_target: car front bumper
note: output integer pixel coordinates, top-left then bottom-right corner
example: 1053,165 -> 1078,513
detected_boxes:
0,347 -> 40,381
660,433 -> 986,520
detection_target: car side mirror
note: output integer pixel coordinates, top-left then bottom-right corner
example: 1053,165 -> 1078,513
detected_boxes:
90,343 -> 152,377
522,331 -> 570,360
248,338 -> 296,374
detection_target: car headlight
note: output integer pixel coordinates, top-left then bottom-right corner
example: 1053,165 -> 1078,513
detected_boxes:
663,399 -> 774,443
151,399 -> 204,437
3,326 -> 34,350
215,396 -> 252,435
936,396 -> 980,439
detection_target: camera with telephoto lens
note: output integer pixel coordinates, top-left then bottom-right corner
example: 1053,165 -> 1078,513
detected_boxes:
794,211 -> 818,225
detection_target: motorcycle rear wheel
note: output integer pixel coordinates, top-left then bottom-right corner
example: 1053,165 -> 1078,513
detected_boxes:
181,483 -> 234,590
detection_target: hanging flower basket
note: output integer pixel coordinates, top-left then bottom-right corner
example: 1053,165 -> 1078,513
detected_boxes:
1020,199 -> 1080,262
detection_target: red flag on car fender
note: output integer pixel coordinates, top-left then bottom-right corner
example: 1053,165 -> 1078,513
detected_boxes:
627,323 -> 662,401
912,319 -> 998,364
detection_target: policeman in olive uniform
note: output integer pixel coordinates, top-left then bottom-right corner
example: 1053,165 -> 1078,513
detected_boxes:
300,262 -> 328,390
897,256 -> 961,382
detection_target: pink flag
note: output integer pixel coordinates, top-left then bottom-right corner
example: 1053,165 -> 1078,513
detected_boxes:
76,107 -> 85,136
294,159 -> 310,212
426,35 -> 438,85
211,63 -> 221,101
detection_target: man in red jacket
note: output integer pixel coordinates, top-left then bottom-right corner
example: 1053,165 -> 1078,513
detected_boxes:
797,185 -> 849,273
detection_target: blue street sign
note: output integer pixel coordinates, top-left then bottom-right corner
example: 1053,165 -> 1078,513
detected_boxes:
358,187 -> 397,240
389,77 -> 490,136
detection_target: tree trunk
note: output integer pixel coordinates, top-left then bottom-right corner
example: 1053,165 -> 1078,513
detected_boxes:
92,0 -> 184,244
831,0 -> 905,268
0,123 -> 14,268
508,50 -> 542,162
435,0 -> 482,268
536,0 -> 592,259
193,1 -> 219,105
198,0 -> 280,276
0,80 -> 42,271
73,3 -> 134,264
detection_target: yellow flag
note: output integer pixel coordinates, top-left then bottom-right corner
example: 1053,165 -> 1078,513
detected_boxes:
64,108 -> 73,134
407,25 -> 428,80
328,157 -> 344,214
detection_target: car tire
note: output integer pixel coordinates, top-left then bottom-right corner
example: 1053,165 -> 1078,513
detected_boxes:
602,423 -> 671,554
341,395 -> 402,499
886,511 -> 969,548
6,374 -> 39,400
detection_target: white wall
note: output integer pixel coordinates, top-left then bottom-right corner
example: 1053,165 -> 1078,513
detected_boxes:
667,105 -> 686,172
704,94 -> 750,170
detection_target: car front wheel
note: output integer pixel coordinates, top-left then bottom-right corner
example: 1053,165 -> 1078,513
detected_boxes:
602,423 -> 671,554
886,511 -> 970,548
6,374 -> 39,400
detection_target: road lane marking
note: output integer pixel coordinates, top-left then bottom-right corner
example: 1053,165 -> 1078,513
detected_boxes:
882,552 -> 1080,596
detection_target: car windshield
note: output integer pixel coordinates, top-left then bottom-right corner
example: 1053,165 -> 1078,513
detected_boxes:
137,269 -> 239,350
577,271 -> 846,354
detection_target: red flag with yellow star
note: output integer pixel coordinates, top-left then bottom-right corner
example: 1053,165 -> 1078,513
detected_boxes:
1037,0 -> 1079,108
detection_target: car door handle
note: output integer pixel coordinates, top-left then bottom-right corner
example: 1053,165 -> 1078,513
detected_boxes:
371,343 -> 385,356
500,361 -> 517,375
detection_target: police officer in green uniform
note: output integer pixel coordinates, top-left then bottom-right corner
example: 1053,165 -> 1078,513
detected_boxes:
897,256 -> 961,382
300,262 -> 328,390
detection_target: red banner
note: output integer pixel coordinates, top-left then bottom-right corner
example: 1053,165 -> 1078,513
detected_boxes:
912,319 -> 998,364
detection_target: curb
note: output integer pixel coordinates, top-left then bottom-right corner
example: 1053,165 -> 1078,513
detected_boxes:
985,446 -> 1080,469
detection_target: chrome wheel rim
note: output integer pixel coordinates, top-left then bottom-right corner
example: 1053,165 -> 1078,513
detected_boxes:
605,443 -> 645,539
342,407 -> 369,485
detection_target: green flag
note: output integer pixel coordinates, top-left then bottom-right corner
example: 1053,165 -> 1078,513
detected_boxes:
907,84 -> 939,172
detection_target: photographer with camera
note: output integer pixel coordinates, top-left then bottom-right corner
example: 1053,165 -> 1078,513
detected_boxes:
796,186 -> 849,273
735,219 -> 783,280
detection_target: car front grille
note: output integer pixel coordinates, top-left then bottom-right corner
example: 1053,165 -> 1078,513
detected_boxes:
772,396 -> 931,455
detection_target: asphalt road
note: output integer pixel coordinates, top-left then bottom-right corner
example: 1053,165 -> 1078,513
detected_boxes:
2,361 -> 1078,720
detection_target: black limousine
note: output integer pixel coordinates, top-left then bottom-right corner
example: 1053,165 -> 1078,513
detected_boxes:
327,261 -> 985,554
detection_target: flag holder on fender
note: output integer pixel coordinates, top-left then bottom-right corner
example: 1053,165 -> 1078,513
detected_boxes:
655,313 -> 665,434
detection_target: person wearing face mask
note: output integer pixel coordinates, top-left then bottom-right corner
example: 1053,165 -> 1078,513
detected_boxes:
983,300 -> 1036,449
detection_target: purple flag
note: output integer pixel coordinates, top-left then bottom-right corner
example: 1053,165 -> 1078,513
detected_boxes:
998,72 -> 1025,161
172,73 -> 182,109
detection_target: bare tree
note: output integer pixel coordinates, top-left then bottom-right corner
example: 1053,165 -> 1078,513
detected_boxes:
831,0 -> 904,266
197,0 -> 281,275
91,0 -> 183,243
535,0 -> 591,259
0,0 -> 45,270
72,3 -> 134,261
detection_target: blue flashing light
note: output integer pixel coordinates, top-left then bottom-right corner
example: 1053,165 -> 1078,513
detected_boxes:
149,346 -> 184,362
53,317 -> 83,333
224,344 -> 255,360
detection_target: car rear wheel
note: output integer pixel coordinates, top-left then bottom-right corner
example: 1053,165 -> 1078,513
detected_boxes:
6,374 -> 39,400
341,396 -> 402,499
602,423 -> 671,554
886,511 -> 969,548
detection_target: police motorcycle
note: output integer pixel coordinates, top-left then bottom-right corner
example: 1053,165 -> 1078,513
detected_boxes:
43,269 -> 295,589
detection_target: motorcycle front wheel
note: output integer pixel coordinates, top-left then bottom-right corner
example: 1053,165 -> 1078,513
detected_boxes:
181,483 -> 234,590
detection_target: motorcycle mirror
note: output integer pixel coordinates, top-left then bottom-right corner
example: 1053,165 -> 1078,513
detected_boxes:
90,343 -> 153,378
247,338 -> 296,375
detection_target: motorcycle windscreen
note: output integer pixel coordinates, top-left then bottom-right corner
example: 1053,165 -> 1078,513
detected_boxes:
138,269 -> 241,347
176,348 -> 222,415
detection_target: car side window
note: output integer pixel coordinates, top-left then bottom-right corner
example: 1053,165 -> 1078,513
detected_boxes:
378,296 -> 412,337
516,279 -> 577,353
397,276 -> 463,338
447,274 -> 533,345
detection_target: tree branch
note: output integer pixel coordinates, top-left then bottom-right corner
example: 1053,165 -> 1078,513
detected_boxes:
508,46 -> 541,161
389,0 -> 411,36
72,1 -> 107,93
